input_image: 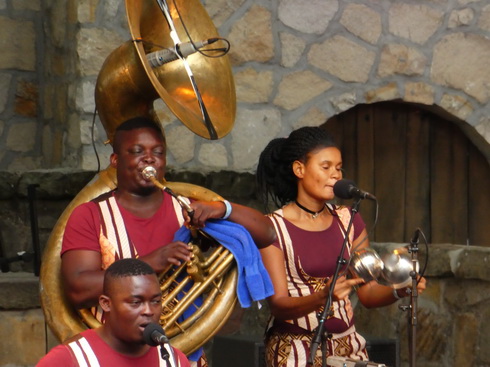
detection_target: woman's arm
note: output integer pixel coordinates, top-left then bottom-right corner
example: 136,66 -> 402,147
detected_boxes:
354,228 -> 427,308
260,245 -> 363,320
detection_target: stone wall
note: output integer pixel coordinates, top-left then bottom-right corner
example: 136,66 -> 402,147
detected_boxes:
1,0 -> 490,172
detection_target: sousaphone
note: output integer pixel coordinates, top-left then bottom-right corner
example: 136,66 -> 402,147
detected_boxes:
40,0 -> 237,355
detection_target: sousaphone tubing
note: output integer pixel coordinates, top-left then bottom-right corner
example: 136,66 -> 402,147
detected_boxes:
40,0 -> 237,355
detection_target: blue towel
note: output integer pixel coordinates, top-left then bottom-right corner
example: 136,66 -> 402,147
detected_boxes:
173,219 -> 274,308
172,220 -> 274,361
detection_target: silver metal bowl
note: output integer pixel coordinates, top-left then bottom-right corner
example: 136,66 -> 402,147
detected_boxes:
380,250 -> 418,289
349,248 -> 384,282
349,247 -> 418,289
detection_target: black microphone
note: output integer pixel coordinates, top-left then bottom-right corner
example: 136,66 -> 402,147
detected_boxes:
333,179 -> 376,201
147,38 -> 219,67
410,228 -> 421,245
143,322 -> 169,347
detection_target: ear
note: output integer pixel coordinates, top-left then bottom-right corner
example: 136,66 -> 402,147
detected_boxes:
99,294 -> 111,313
292,160 -> 305,179
109,153 -> 118,168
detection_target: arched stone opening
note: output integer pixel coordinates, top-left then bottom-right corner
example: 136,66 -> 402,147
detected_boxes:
324,100 -> 490,246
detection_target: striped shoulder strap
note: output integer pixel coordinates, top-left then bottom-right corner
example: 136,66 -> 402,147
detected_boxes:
97,195 -> 135,259
67,336 -> 180,367
67,337 -> 100,367
170,195 -> 186,227
328,204 -> 354,254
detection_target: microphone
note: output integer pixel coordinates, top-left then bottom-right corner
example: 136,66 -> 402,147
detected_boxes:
410,228 -> 421,245
147,38 -> 219,67
333,179 -> 376,201
142,323 -> 169,347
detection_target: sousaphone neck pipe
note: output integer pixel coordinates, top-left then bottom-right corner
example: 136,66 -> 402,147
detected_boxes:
141,166 -> 194,217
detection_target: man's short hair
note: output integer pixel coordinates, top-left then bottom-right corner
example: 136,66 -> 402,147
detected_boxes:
116,117 -> 163,133
103,258 -> 157,294
113,117 -> 165,153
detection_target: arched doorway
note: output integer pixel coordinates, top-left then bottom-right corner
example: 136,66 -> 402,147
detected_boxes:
325,101 -> 490,246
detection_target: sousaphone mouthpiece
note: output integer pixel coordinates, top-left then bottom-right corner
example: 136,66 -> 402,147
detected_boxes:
142,166 -> 157,181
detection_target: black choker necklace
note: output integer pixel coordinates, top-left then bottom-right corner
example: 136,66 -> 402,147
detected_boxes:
295,200 -> 326,219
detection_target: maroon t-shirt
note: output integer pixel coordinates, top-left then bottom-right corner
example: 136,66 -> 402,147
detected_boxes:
273,211 -> 366,278
270,209 -> 366,334
36,329 -> 190,367
61,190 -> 181,257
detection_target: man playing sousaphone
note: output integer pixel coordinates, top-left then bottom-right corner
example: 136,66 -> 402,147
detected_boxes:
60,117 -> 276,366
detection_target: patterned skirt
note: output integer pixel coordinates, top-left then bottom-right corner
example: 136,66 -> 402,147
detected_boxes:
264,325 -> 368,367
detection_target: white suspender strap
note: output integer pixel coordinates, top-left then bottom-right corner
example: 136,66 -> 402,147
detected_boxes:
158,344 -> 178,367
332,205 -> 354,255
98,200 -> 117,255
67,337 -> 100,367
98,196 -> 134,259
171,196 -> 186,226
108,196 -> 132,258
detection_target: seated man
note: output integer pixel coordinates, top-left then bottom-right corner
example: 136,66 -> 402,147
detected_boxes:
60,117 -> 276,366
37,258 -> 190,366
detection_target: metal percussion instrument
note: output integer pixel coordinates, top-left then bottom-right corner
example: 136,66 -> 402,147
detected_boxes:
350,246 -> 418,289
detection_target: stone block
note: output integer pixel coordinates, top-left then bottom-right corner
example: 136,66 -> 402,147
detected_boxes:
0,309 -> 47,366
0,272 -> 40,309
0,73 -> 12,113
18,169 -> 96,199
340,4 -> 381,44
198,143 -> 229,168
279,32 -> 306,68
388,4 -> 443,44
14,80 -> 38,118
231,108 -> 281,171
6,121 -> 37,153
309,35 -> 375,83
204,0 -> 246,27
0,17 -> 36,71
0,171 -> 19,199
235,68 -> 273,104
278,0 -> 338,34
228,5 -> 273,65
365,82 -> 400,103
432,33 -> 490,103
273,70 -> 332,110
453,313 -> 477,366
166,125 -> 196,165
454,246 -> 490,281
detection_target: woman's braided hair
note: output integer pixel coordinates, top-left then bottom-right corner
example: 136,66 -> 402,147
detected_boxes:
256,126 -> 337,210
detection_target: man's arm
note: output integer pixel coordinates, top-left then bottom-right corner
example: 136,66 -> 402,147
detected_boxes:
62,243 -> 193,309
61,250 -> 105,309
188,201 -> 276,248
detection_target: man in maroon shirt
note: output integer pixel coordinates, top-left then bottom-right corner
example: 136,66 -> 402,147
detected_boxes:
37,258 -> 190,366
60,117 -> 276,366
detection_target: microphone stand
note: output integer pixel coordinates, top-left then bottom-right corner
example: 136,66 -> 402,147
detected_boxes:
308,198 -> 362,366
399,230 -> 420,367
159,344 -> 170,362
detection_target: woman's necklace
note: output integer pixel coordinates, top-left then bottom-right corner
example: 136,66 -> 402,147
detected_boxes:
294,200 -> 326,219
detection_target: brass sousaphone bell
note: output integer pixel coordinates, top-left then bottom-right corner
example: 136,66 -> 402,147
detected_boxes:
96,0 -> 236,143
40,0 -> 238,355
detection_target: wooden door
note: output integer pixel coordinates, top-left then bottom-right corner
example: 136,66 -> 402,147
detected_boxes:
325,102 -> 490,246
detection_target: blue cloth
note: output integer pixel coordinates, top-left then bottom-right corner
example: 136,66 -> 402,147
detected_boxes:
172,220 -> 274,361
173,219 -> 274,308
